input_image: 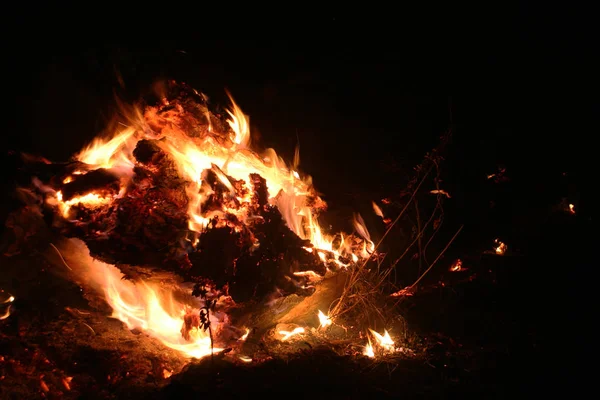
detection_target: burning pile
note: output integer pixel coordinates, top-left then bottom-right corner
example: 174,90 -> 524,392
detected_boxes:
16,81 -> 383,361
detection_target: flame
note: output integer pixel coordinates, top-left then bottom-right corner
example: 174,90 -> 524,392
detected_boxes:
369,329 -> 395,352
493,239 -> 507,255
352,213 -> 375,258
317,310 -> 332,328
57,89 -> 372,266
363,337 -> 375,358
363,329 -> 395,357
449,259 -> 463,272
0,291 -> 14,320
48,87 -> 376,359
277,327 -> 305,341
56,191 -> 113,218
372,201 -> 384,219
76,127 -> 137,170
568,203 -> 576,214
238,328 -> 250,341
83,257 -> 221,359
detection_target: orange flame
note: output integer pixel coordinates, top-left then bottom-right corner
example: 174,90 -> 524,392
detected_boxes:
449,259 -> 463,272
80,255 -> 221,359
369,329 -> 395,352
362,329 -> 395,357
363,337 -> 375,358
317,310 -> 332,328
62,93 -> 370,267
56,191 -> 113,219
277,327 -> 305,341
0,291 -> 15,320
494,239 -> 507,255
50,88 -> 375,359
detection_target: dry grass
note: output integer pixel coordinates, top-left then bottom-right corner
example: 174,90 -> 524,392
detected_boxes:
329,128 -> 458,335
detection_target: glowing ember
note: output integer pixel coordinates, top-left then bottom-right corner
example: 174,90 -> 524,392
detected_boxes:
494,239 -> 507,255
317,310 -> 332,328
238,355 -> 253,363
568,203 -> 576,214
430,189 -> 451,198
449,259 -> 463,272
56,191 -> 113,218
390,286 -> 414,297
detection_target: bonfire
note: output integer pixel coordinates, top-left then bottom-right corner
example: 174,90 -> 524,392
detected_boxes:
4,81 -> 407,369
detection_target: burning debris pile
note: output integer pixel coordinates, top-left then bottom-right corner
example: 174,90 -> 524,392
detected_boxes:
7,81 -> 389,364
33,82 -> 372,299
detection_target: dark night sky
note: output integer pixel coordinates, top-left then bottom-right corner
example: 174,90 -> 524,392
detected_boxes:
3,7 -> 597,238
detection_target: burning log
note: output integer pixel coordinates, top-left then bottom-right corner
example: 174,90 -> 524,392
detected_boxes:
60,169 -> 121,202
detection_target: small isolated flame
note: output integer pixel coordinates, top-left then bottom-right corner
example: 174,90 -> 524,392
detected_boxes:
363,329 -> 395,357
369,329 -> 395,352
0,291 -> 15,320
494,239 -> 507,255
372,201 -> 384,219
449,259 -> 463,272
568,203 -> 576,215
318,310 -> 332,328
363,337 -> 375,358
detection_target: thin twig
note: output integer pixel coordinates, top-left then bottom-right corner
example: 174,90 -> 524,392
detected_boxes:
379,201 -> 441,284
409,224 -> 463,290
49,243 -> 73,271
81,322 -> 96,335
415,199 -> 423,276
331,165 -> 434,318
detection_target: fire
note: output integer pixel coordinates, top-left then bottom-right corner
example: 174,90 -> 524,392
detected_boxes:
493,239 -> 507,255
318,310 -> 332,328
80,255 -> 222,359
56,191 -> 113,218
363,329 -> 395,357
76,127 -> 137,170
568,203 -> 576,214
0,290 -> 15,320
369,329 -> 395,352
58,90 -> 370,267
43,84 -> 376,360
238,328 -> 250,341
363,338 -> 375,358
277,327 -> 305,341
449,259 -> 463,272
